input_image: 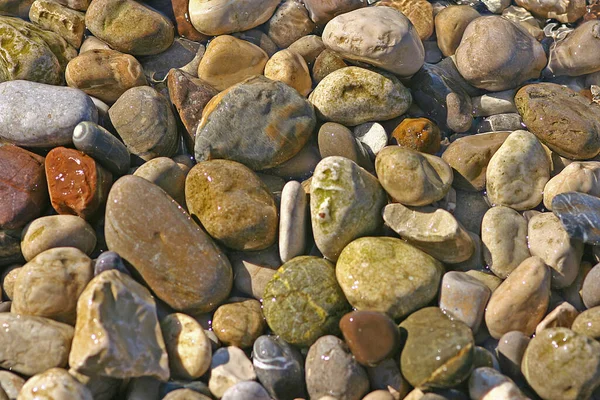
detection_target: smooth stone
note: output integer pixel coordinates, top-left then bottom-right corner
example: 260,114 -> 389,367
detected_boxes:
353,122 -> 388,158
73,121 -> 130,176
45,146 -> 112,220
486,130 -> 550,210
376,146 -> 453,206
195,75 -> 316,171
572,307 -> 600,340
279,181 -> 307,263
528,212 -> 583,289
423,39 -> 443,63
137,37 -> 200,82
105,175 -> 232,313
311,49 -> 347,84
391,117 -> 441,154
0,264 -> 20,300
310,156 -> 386,261
198,35 -> 267,92
452,190 -> 489,235
265,0 -> 315,48
547,21 -> 600,77
515,83 -> 600,160
473,347 -> 499,370
435,5 -> 481,57
0,145 -> 47,230
522,328 -> 600,400
439,271 -> 491,333
65,49 -> 147,104
465,270 -> 502,293
472,90 -> 517,117
544,162 -> 600,211
288,34 -> 325,65
339,311 -> 400,367
552,192 -> 600,244
442,132 -> 510,192
322,6 -> 424,77
159,380 -> 212,399
497,331 -> 530,382
29,0 -> 85,48
163,389 -> 211,400
515,0 -> 585,22
253,335 -> 306,400
209,346 -> 256,398
502,5 -> 543,39
484,256 -> 551,339
303,0 -> 365,26
221,382 -> 270,400
377,0 -> 434,40
336,237 -> 443,319
318,122 -> 373,171
561,261 -> 591,312
367,358 -> 410,399
134,157 -> 186,205
535,302 -> 579,335
583,263 -> 600,309
160,313 -> 211,380
0,80 -> 97,147
230,29 -> 278,57
18,368 -> 92,400
305,335 -> 369,400
264,142 -> 321,181
400,307 -> 474,389
363,391 -> 396,400
0,313 -> 73,376
481,206 -> 530,279
455,16 -> 546,91
188,0 -> 279,35
69,270 -> 169,380
69,369 -> 122,400
171,0 -> 207,41
85,0 -> 174,56
0,371 -> 24,400
212,299 -> 265,348
264,49 -> 312,97
228,246 -> 280,300
93,251 -> 129,276
476,113 -> 523,133
469,367 -> 527,400
384,203 -> 474,263
79,36 -> 111,52
309,67 -> 412,126
109,86 -> 177,161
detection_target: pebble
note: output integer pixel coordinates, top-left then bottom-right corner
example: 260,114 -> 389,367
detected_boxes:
266,142 -> 322,180
336,237 -> 443,319
552,192 -> 600,244
435,5 -> 481,57
252,335 -> 306,400
543,162 -> 600,210
109,86 -> 178,162
134,157 -> 186,205
265,0 -> 316,48
279,181 -> 307,263
486,130 -> 550,210
522,328 -> 600,400
171,0 -> 206,41
0,264 -> 20,300
195,75 -> 316,170
465,270 -> 502,293
138,37 -> 200,82
528,212 -> 584,289
212,299 -> 265,348
367,358 -> 409,399
571,306 -> 600,339
303,0 -> 365,26
310,67 -> 412,126
515,83 -> 600,160
502,5 -> 543,38
208,346 -> 256,398
484,256 -> 551,339
162,389 -> 211,400
322,7 -> 424,77
439,271 -> 491,333
582,263 -> 600,308
12,247 -> 93,324
263,256 -> 350,346
481,206 -> 530,279
160,313 -> 212,380
288,34 -> 325,65
69,270 -> 169,381
0,371 -> 24,400
339,311 -> 400,366
471,90 -> 517,117
455,16 -> 547,91
221,381 -> 271,400
79,36 -> 111,52
318,122 -> 373,171
18,368 -> 92,400
400,307 -> 475,389
105,175 -> 232,313
0,145 -> 47,230
305,335 -> 369,400
515,0 -> 585,22
0,80 -> 97,147
353,122 -> 389,157
229,247 -> 279,300
468,367 -> 528,400
546,21 -> 600,77
535,301 -> 579,335
93,251 -> 129,276
65,49 -> 147,104
85,0 -> 174,55
188,0 -> 279,35
0,313 -> 73,376
311,49 -> 347,84
28,0 -> 85,48
376,146 -> 453,206
45,146 -> 112,220
264,49 -> 312,97
476,113 -> 523,133
72,122 -> 130,176
364,390 -> 396,400
391,117 -> 441,154
311,156 -> 386,259
496,331 -> 530,382
377,0 -> 434,40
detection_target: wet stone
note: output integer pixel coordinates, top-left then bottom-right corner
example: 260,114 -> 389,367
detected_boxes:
265,0 -> 315,49
439,271 -> 491,333
552,192 -> 600,244
279,181 -> 307,263
18,368 -> 92,400
208,346 -> 256,398
93,251 -> 129,276
571,307 -> 600,340
72,122 -> 130,176
212,299 -> 266,348
582,263 -> 600,309
391,117 -> 441,155
134,157 -> 187,205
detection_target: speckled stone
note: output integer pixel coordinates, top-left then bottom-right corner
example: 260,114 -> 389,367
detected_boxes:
29,0 -> 85,48
571,307 -> 600,340
208,346 -> 256,398
552,192 -> 600,244
188,0 -> 280,35
400,307 -> 474,389
336,237 -> 443,319
522,328 -> 600,400
18,368 -> 92,400
391,117 -> 441,154
265,0 -> 315,48
263,256 -> 351,347
195,76 -> 316,171
439,271 -> 491,333
72,122 -> 130,176
212,299 -> 265,348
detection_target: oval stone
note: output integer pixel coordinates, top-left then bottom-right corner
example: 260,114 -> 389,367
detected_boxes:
435,5 -> 481,57
72,121 -> 130,176
18,368 -> 92,400
188,0 -> 280,36
265,0 -> 315,49
134,157 -> 187,205
377,0 -> 434,41
544,162 -> 600,211
28,0 -> 85,49
546,21 -> 600,77
104,175 -> 233,314
264,49 -> 312,97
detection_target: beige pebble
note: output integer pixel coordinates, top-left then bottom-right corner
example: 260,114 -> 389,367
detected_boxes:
134,157 -> 186,205
208,346 -> 256,398
288,35 -> 325,65
264,49 -> 312,97
279,181 -> 308,263
543,161 -> 600,210
18,368 -> 92,400
212,299 -> 266,348
29,0 -> 85,48
188,0 -> 280,36
535,302 -> 579,335
435,5 -> 481,57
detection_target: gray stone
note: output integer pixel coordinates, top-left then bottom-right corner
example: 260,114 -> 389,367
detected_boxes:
279,181 -> 307,263
497,331 -> 530,383
138,38 -> 200,82
73,121 -> 130,176
221,381 -> 271,400
69,369 -> 121,400
583,263 -> 600,309
366,359 -> 409,399
471,89 -> 517,117
439,271 -> 491,332
552,192 -> 600,244
476,113 -> 523,133
93,251 -> 129,276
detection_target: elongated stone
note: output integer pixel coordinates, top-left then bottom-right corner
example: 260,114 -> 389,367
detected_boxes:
279,181 -> 307,262
188,0 -> 280,36
73,122 -> 130,176
546,21 -> 600,77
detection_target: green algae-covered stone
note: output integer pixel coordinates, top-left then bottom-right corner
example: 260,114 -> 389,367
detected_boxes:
263,256 -> 351,347
400,307 -> 474,389
522,328 -> 600,400
336,237 -> 443,319
310,156 -> 387,261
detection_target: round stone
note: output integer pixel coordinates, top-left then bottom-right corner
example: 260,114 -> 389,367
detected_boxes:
571,307 -> 600,340
317,122 -> 372,170
18,368 -> 92,400
391,117 -> 441,154
264,49 -> 312,97
188,0 -> 280,36
435,5 -> 481,57
212,299 -> 266,348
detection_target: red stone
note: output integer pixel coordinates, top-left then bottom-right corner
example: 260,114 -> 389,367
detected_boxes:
45,147 -> 112,220
0,145 -> 48,229
171,0 -> 209,41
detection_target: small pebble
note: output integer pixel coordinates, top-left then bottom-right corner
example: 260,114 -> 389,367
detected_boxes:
72,121 -> 130,176
208,346 -> 256,398
18,368 -> 92,400
439,271 -> 491,333
212,299 -> 266,348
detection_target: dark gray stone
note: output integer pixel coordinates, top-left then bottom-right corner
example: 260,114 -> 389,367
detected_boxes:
552,192 -> 600,244
73,121 -> 130,176
0,230 -> 22,267
138,38 -> 200,82
94,251 -> 129,276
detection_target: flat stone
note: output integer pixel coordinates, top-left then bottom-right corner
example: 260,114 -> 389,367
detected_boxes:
72,122 -> 130,176
0,80 -> 97,147
318,122 -> 373,171
134,157 -> 186,205
188,0 -> 279,35
571,307 -> 600,340
45,146 -> 112,220
279,181 -> 307,263
105,175 -> 232,313
544,162 -> 600,211
18,368 -> 92,400
336,237 -> 443,319
497,331 -> 530,382
264,49 -> 312,97
208,346 -> 256,398
476,113 -> 523,133
195,75 -> 316,171
303,0 -> 365,26
546,21 -> 600,77
212,299 -> 265,348
29,0 -> 85,48
377,0 -> 434,40
552,192 -> 600,244
0,371 -> 24,400
391,117 -> 441,154
469,367 -> 527,400
69,270 -> 169,381
0,313 -> 73,376
472,89 -> 517,117
439,271 -> 491,333
583,263 -> 600,309
0,145 -> 47,230
435,5 -> 481,57
535,302 -> 579,335
263,256 -> 351,347
265,0 -> 315,48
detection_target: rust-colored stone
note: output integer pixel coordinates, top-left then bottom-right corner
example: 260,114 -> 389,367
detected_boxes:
171,0 -> 208,41
391,117 -> 441,154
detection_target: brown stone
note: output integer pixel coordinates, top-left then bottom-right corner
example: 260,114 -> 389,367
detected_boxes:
28,0 -> 85,48
0,145 -> 47,230
212,299 -> 266,348
171,0 -> 208,41
339,311 -> 400,367
435,5 -> 481,57
378,0 -> 434,40
318,122 -> 373,171
45,147 -> 112,220
288,34 -> 325,65
312,49 -> 347,84
264,49 -> 313,97
391,117 -> 441,154
303,0 -> 366,26
265,0 -> 315,48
